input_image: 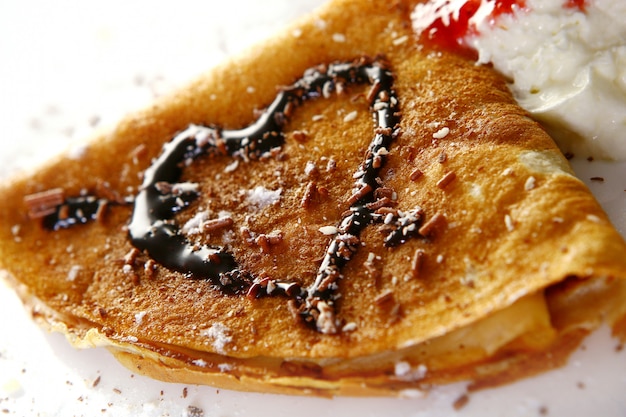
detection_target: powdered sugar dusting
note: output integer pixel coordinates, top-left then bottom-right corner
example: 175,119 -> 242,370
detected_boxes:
246,186 -> 282,209
134,311 -> 147,325
201,323 -> 232,354
218,363 -> 233,372
182,210 -> 210,235
67,265 -> 82,282
394,361 -> 428,381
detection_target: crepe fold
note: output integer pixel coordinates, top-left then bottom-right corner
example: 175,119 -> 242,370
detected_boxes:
1,0 -> 625,396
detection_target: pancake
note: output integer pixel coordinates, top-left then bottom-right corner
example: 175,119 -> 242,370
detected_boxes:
1,0 -> 625,397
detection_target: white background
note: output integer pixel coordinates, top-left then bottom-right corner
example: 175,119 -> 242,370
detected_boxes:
0,1 -> 625,416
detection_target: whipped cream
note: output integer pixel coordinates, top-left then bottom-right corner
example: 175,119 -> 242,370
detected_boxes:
412,0 -> 626,160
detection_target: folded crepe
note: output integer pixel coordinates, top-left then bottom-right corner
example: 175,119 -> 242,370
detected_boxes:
1,0 -> 625,397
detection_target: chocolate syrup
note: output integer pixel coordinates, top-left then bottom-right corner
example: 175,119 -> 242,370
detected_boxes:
42,196 -> 107,230
41,57 -> 406,332
297,60 -> 402,332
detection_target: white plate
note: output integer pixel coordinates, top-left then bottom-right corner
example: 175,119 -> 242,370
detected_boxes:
1,1 -> 625,416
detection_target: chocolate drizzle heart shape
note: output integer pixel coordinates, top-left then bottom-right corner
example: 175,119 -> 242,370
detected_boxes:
35,56 -> 431,334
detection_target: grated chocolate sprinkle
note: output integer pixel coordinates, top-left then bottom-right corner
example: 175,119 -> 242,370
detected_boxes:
374,290 -> 394,305
292,130 -> 308,143
347,183 -> 373,206
418,212 -> 446,237
411,249 -> 425,280
453,393 -> 470,410
203,217 -> 234,233
24,188 -> 65,219
410,167 -> 423,181
185,405 -> 205,417
436,171 -> 456,189
301,181 -> 318,208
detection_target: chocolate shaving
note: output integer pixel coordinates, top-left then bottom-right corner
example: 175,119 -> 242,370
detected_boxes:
411,249 -> 425,279
374,186 -> 394,200
366,80 -> 382,103
436,171 -> 456,189
301,181 -> 318,208
96,180 -> 125,204
95,200 -> 109,223
144,259 -> 157,279
123,248 -> 140,266
347,183 -> 373,205
375,207 -> 398,216
255,235 -> 271,253
203,217 -> 234,233
253,232 -> 283,254
365,196 -> 395,211
24,188 -> 65,219
374,289 -> 394,305
453,393 -> 470,410
410,167 -> 423,181
418,212 -> 446,237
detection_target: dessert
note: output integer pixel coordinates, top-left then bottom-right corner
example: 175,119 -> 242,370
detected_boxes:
1,0 -> 625,397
